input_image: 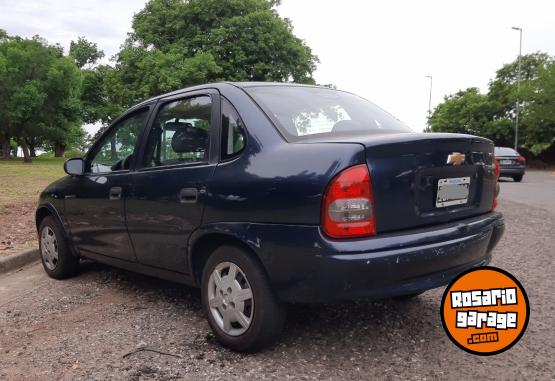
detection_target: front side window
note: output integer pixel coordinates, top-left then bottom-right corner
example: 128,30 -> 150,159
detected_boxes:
142,96 -> 212,168
221,98 -> 246,160
245,86 -> 412,141
89,109 -> 147,173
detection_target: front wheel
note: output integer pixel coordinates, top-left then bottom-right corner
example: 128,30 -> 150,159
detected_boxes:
201,245 -> 286,352
39,216 -> 79,279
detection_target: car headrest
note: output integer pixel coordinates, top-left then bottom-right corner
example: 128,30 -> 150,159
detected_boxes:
171,125 -> 209,153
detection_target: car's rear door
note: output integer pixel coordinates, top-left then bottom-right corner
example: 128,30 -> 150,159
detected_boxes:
125,90 -> 220,273
64,106 -> 151,261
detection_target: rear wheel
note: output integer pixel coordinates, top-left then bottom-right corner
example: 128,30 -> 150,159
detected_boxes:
513,175 -> 523,182
201,245 -> 286,352
39,216 -> 79,279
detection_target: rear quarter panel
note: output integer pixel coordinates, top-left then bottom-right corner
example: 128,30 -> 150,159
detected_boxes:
204,84 -> 365,225
203,142 -> 365,224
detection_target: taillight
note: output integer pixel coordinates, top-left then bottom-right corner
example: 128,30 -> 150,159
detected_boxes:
492,158 -> 500,210
517,155 -> 526,164
322,164 -> 376,238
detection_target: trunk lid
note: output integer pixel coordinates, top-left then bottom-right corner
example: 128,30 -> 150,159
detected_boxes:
309,132 -> 496,233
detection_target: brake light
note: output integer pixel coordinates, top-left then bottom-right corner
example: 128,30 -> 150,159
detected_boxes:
516,155 -> 526,164
492,158 -> 500,210
322,164 -> 376,238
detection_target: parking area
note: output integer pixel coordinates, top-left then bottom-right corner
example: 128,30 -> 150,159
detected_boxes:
0,171 -> 554,380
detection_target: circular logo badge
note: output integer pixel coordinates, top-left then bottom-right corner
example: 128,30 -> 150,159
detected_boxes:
440,266 -> 529,356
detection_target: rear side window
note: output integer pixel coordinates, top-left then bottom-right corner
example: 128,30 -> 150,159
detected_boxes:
245,85 -> 412,141
142,96 -> 212,167
221,98 -> 246,160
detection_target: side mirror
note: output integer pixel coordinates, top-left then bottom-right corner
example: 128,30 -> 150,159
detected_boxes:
64,158 -> 85,176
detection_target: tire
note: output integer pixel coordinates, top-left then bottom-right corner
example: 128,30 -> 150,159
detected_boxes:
393,291 -> 424,300
201,245 -> 286,352
38,216 -> 80,279
513,175 -> 523,182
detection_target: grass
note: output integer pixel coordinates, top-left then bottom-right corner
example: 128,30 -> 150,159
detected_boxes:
0,157 -> 66,209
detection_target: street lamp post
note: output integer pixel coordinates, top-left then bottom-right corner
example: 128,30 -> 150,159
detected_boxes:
512,27 -> 522,150
426,75 -> 433,126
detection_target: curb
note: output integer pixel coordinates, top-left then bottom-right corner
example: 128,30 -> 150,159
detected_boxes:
0,248 -> 40,274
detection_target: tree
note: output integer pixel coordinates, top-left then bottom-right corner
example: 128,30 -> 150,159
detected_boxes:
41,56 -> 84,157
104,0 -> 318,111
430,53 -> 555,155
69,36 -> 105,68
0,34 -> 84,161
428,88 -> 494,136
521,63 -> 555,153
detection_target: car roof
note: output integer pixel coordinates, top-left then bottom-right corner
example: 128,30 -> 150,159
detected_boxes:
133,81 -> 324,108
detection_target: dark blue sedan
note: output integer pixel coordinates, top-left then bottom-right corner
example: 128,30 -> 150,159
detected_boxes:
36,82 -> 504,351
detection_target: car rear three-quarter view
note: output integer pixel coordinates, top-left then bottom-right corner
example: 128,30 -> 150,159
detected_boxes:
35,82 -> 505,352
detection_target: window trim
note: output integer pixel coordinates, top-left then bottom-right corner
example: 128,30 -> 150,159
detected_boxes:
220,96 -> 248,162
84,105 -> 153,176
134,88 -> 221,172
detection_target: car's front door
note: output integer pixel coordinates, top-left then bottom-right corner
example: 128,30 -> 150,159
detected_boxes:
64,107 -> 150,261
125,91 -> 220,273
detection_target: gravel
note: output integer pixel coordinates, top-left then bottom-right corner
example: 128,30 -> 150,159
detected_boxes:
0,199 -> 554,380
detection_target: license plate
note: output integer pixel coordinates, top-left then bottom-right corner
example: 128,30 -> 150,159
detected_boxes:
436,177 -> 470,207
500,159 -> 512,165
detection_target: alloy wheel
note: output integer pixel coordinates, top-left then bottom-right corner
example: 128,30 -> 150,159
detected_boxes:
207,261 -> 254,336
40,226 -> 59,270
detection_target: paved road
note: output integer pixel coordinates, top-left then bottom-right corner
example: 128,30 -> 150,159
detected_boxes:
1,172 -> 554,380
498,170 -> 555,213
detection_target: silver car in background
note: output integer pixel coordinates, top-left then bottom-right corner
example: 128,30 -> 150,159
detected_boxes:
494,147 -> 526,182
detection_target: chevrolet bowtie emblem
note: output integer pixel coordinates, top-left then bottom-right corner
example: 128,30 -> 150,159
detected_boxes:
446,152 -> 465,165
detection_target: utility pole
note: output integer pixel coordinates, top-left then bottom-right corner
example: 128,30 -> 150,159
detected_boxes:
426,75 -> 433,128
512,27 -> 522,150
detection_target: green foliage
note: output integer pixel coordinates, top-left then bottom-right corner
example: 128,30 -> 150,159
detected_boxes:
429,53 -> 555,154
69,36 -> 105,68
521,62 -> 555,153
0,34 -> 84,160
1,1 -> 318,159
108,0 -> 317,108
428,88 -> 492,136
114,46 -> 221,106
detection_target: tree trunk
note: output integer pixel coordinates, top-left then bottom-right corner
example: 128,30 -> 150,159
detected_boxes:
19,139 -> 32,163
110,139 -> 117,161
54,144 -> 65,157
0,137 -> 11,159
25,137 -> 37,157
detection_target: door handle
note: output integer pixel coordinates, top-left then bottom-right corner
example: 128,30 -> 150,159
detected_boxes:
179,188 -> 198,203
109,186 -> 123,200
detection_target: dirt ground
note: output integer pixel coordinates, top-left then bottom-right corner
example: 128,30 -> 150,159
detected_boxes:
0,201 -> 38,256
0,157 -> 65,256
0,197 -> 554,380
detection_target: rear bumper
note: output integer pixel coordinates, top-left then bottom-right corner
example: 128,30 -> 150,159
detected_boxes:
500,166 -> 525,176
253,212 -> 504,303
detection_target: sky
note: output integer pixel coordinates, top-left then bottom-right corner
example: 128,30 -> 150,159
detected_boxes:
1,0 -> 555,133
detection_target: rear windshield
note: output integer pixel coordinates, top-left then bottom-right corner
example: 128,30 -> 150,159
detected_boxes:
245,86 -> 412,141
495,147 -> 519,156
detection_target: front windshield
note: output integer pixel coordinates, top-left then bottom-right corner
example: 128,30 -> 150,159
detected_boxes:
245,85 -> 412,141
